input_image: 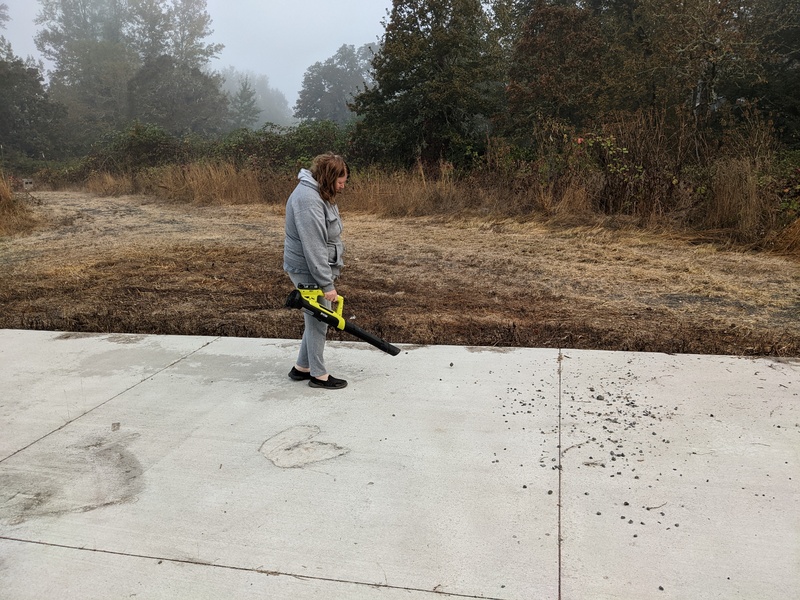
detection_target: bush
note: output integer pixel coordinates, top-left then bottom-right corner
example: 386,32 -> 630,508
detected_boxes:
85,123 -> 210,174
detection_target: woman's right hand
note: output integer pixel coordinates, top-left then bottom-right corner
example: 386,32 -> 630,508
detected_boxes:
324,289 -> 338,302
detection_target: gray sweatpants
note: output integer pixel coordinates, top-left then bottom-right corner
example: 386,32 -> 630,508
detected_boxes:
287,271 -> 332,377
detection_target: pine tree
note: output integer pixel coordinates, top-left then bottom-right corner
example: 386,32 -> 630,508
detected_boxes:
351,0 -> 504,168
229,77 -> 261,130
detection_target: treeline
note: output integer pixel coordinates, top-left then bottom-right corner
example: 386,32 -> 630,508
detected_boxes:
0,0 -> 292,166
1,0 -> 799,246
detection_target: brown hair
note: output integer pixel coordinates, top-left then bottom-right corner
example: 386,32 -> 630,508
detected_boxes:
310,152 -> 349,203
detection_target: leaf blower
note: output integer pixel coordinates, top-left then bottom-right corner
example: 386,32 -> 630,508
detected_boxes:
285,285 -> 401,356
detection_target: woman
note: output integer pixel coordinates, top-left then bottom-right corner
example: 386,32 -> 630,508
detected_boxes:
283,152 -> 349,390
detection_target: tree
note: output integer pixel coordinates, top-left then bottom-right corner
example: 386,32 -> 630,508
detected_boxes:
484,0 -> 529,67
219,66 -> 292,126
228,77 -> 261,130
757,0 -> 800,146
624,0 -> 760,125
33,0 -> 226,148
716,0 -> 800,147
35,0 -> 131,83
166,0 -> 222,68
506,1 -> 794,135
557,0 -> 779,125
127,54 -> 228,135
126,0 -> 171,62
294,43 -> 376,125
34,0 -> 145,143
46,38 -> 139,143
0,3 -> 9,29
351,0 -> 504,168
0,40 -> 67,163
36,0 -> 223,78
507,2 -> 607,130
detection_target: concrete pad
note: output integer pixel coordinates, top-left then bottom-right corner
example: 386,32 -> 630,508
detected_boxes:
0,330 -> 216,457
558,350 -> 799,599
1,331 -> 560,599
0,330 -> 798,599
0,536 -> 457,599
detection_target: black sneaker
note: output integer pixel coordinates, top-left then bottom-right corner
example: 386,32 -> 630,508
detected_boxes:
288,367 -> 311,381
308,375 -> 348,389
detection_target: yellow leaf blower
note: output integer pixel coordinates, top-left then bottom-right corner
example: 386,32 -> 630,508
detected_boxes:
285,285 -> 401,356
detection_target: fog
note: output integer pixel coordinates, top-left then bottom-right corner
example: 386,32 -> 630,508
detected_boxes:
2,0 -> 391,104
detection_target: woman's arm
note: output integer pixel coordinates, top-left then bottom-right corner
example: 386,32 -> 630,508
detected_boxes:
294,200 -> 336,292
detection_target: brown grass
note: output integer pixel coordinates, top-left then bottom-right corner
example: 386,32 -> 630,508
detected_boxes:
345,168 -> 464,217
771,217 -> 800,256
86,172 -> 136,196
344,166 -> 595,221
86,163 -> 295,206
153,163 -> 264,204
1,191 -> 797,356
77,161 -> 791,245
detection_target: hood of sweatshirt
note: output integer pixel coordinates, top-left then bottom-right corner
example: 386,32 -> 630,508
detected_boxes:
297,168 -> 318,190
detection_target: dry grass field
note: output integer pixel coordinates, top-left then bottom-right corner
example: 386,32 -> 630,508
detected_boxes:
1,190 -> 798,356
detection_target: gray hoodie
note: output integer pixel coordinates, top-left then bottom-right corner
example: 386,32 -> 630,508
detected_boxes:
283,168 -> 344,293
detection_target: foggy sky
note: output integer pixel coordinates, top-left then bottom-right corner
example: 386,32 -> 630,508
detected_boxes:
2,0 -> 392,104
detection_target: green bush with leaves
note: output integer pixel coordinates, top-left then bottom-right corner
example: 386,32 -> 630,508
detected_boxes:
215,120 -> 351,172
92,124 -> 209,173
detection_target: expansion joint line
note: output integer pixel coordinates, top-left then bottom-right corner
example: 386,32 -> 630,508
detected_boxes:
0,536 -> 507,600
0,337 -> 220,464
557,347 -> 564,600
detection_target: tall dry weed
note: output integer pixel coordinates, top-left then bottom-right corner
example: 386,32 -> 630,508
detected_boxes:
770,217 -> 800,256
721,103 -> 776,166
694,105 -> 778,242
518,181 -> 556,215
0,173 -> 12,204
704,158 -> 767,241
346,165 -> 465,217
347,164 -> 600,222
0,173 -> 37,236
552,179 -> 595,224
87,172 -> 135,196
155,163 -> 263,204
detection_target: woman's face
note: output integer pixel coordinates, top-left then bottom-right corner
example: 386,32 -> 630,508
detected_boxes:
335,174 -> 348,193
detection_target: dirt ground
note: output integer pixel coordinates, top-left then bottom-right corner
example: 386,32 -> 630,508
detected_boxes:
1,191 -> 798,356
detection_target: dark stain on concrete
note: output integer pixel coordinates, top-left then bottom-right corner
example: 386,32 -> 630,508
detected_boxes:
260,425 -> 349,469
0,433 -> 144,525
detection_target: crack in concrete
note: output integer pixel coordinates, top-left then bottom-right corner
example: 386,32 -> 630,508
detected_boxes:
0,536 -> 509,599
557,348 -> 564,600
0,337 -> 220,465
